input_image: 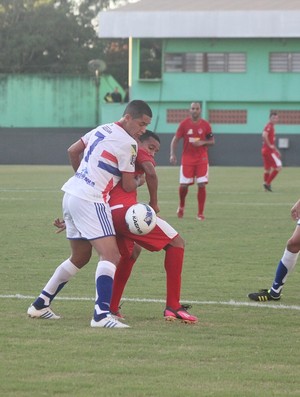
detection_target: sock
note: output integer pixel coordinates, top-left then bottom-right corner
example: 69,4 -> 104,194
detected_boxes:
179,186 -> 188,208
197,186 -> 206,215
271,249 -> 299,295
110,256 -> 136,313
94,260 -> 116,321
33,259 -> 79,309
164,246 -> 184,309
266,170 -> 279,185
264,171 -> 269,183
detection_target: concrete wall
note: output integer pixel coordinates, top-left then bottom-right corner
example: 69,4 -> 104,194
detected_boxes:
1,128 -> 299,166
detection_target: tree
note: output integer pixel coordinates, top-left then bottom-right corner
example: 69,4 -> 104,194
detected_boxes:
0,0 -> 129,84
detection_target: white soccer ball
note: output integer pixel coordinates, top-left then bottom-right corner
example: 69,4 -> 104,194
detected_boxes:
125,203 -> 157,235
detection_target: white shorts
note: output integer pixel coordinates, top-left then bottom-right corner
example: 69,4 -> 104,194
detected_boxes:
62,193 -> 115,240
179,164 -> 209,185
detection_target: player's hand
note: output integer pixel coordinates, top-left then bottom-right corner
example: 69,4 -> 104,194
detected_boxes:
191,139 -> 205,147
170,154 -> 177,165
291,200 -> 300,221
53,218 -> 66,233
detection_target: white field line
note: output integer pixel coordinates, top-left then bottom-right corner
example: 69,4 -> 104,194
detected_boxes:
2,294 -> 300,311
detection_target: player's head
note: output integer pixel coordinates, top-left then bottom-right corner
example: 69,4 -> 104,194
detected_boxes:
120,100 -> 152,140
190,102 -> 201,121
139,130 -> 160,157
269,111 -> 279,124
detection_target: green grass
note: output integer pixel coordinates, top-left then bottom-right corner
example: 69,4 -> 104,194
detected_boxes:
0,165 -> 300,397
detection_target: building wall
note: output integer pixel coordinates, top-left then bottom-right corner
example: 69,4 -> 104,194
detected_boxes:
0,74 -> 124,127
0,128 -> 299,166
130,38 -> 300,137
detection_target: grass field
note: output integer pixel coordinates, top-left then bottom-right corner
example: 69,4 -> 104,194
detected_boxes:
0,165 -> 300,397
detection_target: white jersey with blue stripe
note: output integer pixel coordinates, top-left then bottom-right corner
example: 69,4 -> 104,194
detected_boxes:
62,123 -> 137,203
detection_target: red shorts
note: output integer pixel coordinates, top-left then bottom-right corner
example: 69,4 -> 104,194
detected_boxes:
262,149 -> 282,170
112,206 -> 178,258
180,163 -> 209,185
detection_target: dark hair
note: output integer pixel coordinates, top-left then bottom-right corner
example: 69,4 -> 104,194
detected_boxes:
123,100 -> 152,118
270,111 -> 278,117
139,130 -> 160,143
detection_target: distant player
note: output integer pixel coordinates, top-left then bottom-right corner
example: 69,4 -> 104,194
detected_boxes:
170,102 -> 215,220
261,111 -> 282,192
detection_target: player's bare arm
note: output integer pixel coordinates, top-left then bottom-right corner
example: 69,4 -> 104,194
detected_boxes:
141,160 -> 159,213
68,139 -> 85,171
121,172 -> 141,192
170,136 -> 179,165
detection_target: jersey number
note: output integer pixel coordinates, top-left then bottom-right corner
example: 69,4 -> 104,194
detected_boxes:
84,131 -> 105,163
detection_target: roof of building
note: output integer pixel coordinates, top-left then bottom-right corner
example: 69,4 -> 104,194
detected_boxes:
98,0 -> 300,38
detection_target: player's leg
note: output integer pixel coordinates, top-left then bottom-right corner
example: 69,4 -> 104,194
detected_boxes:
67,195 -> 128,328
27,193 -> 92,319
110,241 -> 142,318
262,153 -> 272,191
270,224 -> 300,296
163,235 -> 198,323
196,163 -> 208,220
178,165 -> 193,218
266,153 -> 282,187
131,217 -> 198,323
28,239 -> 92,318
248,223 -> 300,301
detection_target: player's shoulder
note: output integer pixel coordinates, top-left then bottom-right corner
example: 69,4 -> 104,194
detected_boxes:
137,147 -> 155,164
200,118 -> 211,127
264,122 -> 273,132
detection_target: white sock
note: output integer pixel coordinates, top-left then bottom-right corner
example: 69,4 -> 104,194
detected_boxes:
39,259 -> 79,305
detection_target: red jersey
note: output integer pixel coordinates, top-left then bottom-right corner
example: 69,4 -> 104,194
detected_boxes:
262,122 -> 275,154
176,117 -> 213,165
109,146 -> 156,207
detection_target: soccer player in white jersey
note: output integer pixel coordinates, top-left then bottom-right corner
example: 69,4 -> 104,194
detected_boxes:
248,198 -> 300,301
27,100 -> 152,328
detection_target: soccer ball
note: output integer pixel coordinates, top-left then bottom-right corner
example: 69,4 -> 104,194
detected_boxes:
125,203 -> 157,235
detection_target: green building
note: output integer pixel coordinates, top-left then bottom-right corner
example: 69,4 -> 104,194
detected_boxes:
98,0 -> 300,166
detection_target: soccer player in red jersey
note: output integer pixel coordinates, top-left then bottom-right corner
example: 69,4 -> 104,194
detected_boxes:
261,111 -> 282,192
109,131 -> 197,323
170,102 -> 215,220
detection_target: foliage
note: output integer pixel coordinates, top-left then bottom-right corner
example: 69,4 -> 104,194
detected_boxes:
0,0 -> 129,85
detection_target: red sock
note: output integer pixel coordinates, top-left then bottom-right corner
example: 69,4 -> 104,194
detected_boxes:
264,171 -> 269,183
179,186 -> 188,208
197,186 -> 206,215
267,170 -> 279,185
164,246 -> 184,309
110,256 -> 136,313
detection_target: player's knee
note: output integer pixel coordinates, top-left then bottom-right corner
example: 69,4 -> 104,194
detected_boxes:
70,253 -> 91,268
170,234 -> 185,248
286,237 -> 300,253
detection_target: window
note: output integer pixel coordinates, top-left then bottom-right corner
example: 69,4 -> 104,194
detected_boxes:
139,39 -> 162,79
270,53 -> 300,72
164,52 -> 246,73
